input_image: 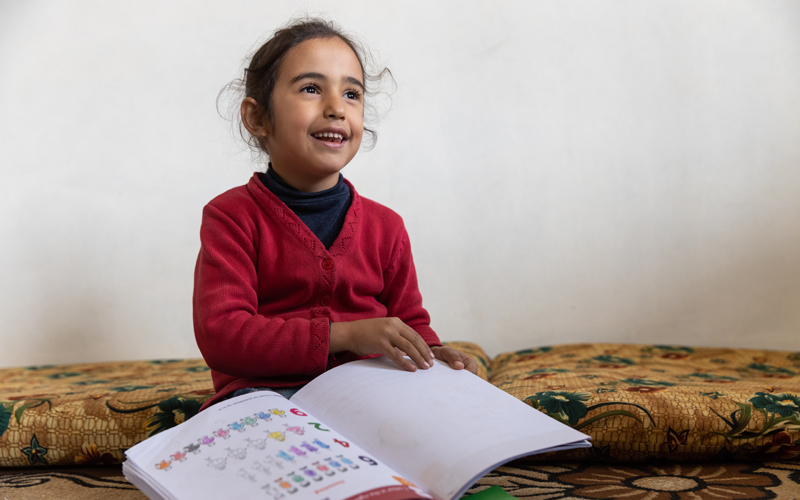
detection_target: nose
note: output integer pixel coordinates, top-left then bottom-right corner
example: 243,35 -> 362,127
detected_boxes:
323,94 -> 345,120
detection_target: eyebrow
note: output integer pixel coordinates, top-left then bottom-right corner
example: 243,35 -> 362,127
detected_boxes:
290,72 -> 365,91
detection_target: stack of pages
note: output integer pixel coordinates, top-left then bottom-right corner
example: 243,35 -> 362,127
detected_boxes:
124,357 -> 590,500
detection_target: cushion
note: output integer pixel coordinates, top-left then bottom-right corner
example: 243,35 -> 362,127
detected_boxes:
0,359 -> 213,467
490,343 -> 800,462
0,345 -> 490,468
1,342 -> 798,467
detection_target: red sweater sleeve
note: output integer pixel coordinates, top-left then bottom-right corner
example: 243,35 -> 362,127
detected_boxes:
193,203 -> 330,379
377,225 -> 442,348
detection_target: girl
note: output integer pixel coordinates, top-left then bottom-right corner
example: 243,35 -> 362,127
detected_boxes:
193,18 -> 476,410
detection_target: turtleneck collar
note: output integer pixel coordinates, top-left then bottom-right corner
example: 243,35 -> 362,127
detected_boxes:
258,164 -> 351,249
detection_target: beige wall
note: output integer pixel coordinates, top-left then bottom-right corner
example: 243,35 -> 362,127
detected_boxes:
1,0 -> 798,367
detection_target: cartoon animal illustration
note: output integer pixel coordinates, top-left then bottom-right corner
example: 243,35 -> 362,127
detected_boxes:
275,478 -> 297,494
337,455 -> 359,469
309,423 -> 330,431
183,443 -> 201,454
170,451 -> 187,462
155,460 -> 172,471
269,408 -> 287,418
261,484 -> 285,499
237,468 -> 257,482
245,437 -> 267,450
289,446 -> 306,457
265,430 -> 286,442
325,457 -> 347,472
312,439 -> 329,449
212,428 -> 231,440
288,471 -> 310,487
300,466 -> 323,481
226,447 -> 247,460
264,455 -> 284,469
300,441 -> 318,453
228,421 -> 246,432
205,457 -> 227,470
199,436 -> 215,447
256,411 -> 272,421
276,450 -> 295,462
313,462 -> 335,476
283,424 -> 305,436
242,415 -> 259,427
252,460 -> 271,475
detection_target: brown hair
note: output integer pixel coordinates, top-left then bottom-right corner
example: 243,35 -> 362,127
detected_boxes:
219,17 -> 392,159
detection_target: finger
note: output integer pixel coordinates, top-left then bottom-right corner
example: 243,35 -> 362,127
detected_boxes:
463,355 -> 478,375
396,333 -> 431,369
397,320 -> 432,360
437,347 -> 465,370
400,323 -> 434,363
386,343 -> 417,372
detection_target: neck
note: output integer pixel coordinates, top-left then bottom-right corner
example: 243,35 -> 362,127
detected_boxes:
268,163 -> 341,193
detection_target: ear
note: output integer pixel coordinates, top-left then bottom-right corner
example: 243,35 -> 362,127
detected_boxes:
240,97 -> 270,141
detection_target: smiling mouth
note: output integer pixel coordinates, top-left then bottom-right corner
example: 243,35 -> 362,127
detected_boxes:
311,132 -> 347,143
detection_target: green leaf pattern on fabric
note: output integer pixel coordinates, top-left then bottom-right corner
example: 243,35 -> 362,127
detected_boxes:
20,434 -> 48,465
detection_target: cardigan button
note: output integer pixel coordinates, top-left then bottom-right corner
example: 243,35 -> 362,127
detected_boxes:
321,258 -> 334,270
320,295 -> 332,306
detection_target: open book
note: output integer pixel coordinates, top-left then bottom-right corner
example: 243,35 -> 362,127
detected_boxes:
123,357 -> 590,500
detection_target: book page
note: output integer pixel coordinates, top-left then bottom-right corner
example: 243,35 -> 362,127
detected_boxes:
124,391 -> 430,500
292,358 -> 590,500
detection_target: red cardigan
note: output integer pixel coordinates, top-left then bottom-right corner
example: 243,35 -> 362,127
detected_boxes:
193,174 -> 441,409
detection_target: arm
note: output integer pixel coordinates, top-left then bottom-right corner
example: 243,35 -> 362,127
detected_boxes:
193,203 -> 329,378
377,226 -> 477,374
376,225 -> 438,344
325,222 -> 438,372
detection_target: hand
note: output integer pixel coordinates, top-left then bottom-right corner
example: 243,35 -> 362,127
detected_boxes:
431,346 -> 478,375
329,318 -> 435,372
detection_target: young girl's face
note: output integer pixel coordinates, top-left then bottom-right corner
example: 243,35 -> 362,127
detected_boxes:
264,37 -> 364,192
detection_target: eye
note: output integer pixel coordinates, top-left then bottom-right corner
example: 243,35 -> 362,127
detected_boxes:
344,89 -> 362,100
300,84 -> 320,94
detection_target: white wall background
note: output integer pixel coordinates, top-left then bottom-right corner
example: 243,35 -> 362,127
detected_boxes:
1,0 -> 798,368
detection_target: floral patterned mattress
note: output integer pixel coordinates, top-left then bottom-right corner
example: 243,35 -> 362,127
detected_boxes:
1,343 -> 798,468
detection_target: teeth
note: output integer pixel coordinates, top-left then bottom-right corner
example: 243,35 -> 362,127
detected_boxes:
314,132 -> 344,141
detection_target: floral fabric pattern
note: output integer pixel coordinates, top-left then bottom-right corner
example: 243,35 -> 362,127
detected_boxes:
1,342 -> 799,467
0,359 -> 213,467
0,345 -> 488,468
491,343 -> 800,462
465,461 -> 800,499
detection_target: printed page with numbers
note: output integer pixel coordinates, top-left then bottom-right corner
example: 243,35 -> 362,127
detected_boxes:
124,358 -> 590,500
124,391 -> 428,500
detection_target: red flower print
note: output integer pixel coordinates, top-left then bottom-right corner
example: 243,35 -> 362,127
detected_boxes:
742,432 -> 800,461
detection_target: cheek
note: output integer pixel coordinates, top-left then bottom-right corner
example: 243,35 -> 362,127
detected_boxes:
283,113 -> 312,136
271,101 -> 314,138
350,112 -> 365,142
